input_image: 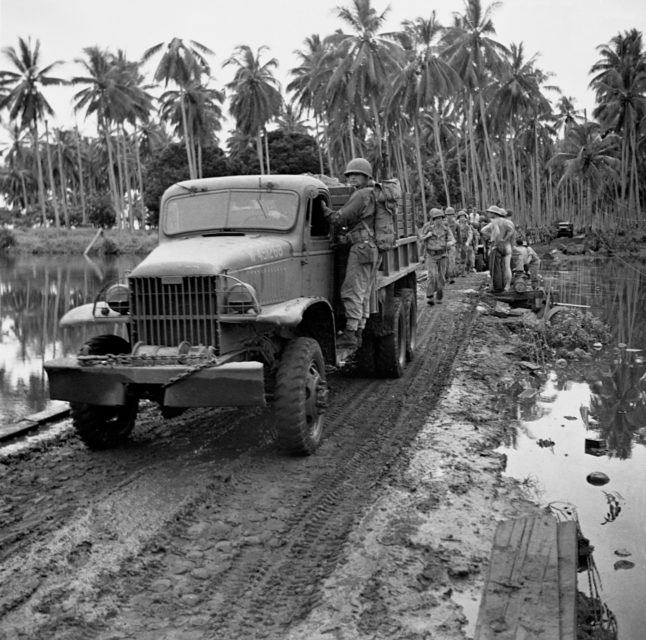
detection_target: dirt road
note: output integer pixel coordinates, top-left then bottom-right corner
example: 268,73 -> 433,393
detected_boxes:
0,273 -> 541,640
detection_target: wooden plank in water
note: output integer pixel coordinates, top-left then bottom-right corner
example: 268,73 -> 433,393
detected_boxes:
474,515 -> 577,639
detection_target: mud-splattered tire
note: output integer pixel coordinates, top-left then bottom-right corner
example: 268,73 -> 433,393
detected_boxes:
399,288 -> 417,362
70,335 -> 138,450
272,337 -> 327,455
375,296 -> 407,378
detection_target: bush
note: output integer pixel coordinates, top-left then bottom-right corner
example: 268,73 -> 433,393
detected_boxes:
0,227 -> 16,251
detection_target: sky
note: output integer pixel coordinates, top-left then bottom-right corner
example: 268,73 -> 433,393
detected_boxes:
0,0 -> 645,140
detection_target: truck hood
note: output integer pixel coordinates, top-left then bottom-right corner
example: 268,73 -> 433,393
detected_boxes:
130,235 -> 295,277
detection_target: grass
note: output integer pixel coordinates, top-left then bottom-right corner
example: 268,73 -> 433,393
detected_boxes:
9,227 -> 159,255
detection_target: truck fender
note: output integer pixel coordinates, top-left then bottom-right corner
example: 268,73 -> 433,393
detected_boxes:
259,297 -> 336,364
59,302 -> 129,327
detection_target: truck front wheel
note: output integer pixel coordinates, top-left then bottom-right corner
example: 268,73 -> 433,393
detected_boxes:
70,335 -> 138,450
272,337 -> 327,455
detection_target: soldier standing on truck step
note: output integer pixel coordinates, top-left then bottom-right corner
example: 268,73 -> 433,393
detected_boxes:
420,208 -> 455,305
323,157 -> 379,350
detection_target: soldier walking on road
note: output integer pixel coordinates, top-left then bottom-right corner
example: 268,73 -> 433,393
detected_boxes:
324,158 -> 379,349
456,210 -> 475,275
420,208 -> 455,305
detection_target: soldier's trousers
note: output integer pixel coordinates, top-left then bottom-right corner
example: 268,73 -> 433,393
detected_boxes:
341,242 -> 379,331
459,243 -> 475,273
425,255 -> 448,298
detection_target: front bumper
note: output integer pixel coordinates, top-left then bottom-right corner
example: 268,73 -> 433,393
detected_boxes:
44,358 -> 266,408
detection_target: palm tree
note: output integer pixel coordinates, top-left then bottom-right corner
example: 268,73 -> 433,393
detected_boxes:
388,13 -> 461,212
142,37 -> 214,179
73,46 -> 129,228
326,0 -> 404,177
0,37 -> 66,226
159,80 -> 224,177
553,95 -> 584,137
550,121 -> 620,229
223,45 -> 282,174
590,29 -> 646,218
443,0 -> 509,205
288,34 -> 332,173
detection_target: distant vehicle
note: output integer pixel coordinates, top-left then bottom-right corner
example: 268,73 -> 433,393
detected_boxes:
557,221 -> 574,238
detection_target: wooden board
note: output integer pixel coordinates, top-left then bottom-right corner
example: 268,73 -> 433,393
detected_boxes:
474,515 -> 577,639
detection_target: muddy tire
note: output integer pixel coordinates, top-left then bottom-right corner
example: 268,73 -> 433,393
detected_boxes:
273,337 -> 327,455
375,296 -> 407,378
70,335 -> 138,450
399,288 -> 417,362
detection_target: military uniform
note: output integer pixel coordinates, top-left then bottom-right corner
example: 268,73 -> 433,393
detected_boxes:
456,213 -> 474,275
420,210 -> 455,305
326,186 -> 379,336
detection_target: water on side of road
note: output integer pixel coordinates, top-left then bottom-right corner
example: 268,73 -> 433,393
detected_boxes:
0,253 -> 141,426
498,256 -> 646,640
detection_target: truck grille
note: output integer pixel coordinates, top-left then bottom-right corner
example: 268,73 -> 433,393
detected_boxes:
130,276 -> 219,350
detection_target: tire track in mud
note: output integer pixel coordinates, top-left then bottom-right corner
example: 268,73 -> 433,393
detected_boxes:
80,286 -> 482,640
206,293 -> 480,639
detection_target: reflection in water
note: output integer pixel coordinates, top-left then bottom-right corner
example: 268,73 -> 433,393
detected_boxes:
586,348 -> 646,460
0,254 -> 141,424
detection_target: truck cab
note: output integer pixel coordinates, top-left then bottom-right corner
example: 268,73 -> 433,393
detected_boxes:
44,175 -> 421,455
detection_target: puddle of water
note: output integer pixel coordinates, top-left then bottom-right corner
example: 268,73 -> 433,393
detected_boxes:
498,365 -> 646,640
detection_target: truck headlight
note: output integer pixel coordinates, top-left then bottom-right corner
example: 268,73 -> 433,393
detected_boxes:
104,282 -> 130,314
225,283 -> 258,314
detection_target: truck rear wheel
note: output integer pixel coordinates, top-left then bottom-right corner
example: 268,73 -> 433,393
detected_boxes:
399,288 -> 417,362
375,296 -> 407,378
70,335 -> 138,450
272,337 -> 327,455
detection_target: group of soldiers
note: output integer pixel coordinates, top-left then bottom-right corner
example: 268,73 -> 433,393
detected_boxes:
321,156 -> 542,349
420,204 -> 541,305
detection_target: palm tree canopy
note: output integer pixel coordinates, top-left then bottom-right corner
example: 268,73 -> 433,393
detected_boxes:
142,37 -> 214,88
223,45 -> 282,136
0,37 -> 66,129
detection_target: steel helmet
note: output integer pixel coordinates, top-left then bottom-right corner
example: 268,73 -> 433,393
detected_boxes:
445,206 -> 456,216
430,208 -> 445,219
344,158 -> 373,179
457,210 -> 468,219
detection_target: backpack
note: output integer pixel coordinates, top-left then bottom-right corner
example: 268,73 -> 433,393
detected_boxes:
373,178 -> 401,251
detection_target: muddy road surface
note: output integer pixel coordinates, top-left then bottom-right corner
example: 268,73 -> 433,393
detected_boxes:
1,274 -> 532,640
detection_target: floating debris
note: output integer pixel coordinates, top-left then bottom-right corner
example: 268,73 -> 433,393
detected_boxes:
614,549 -> 632,557
537,438 -> 555,448
586,471 -> 610,486
564,415 -> 578,420
601,491 -> 623,525
613,559 -> 635,571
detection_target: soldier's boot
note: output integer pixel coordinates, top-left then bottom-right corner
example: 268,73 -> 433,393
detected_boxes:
436,290 -> 444,304
337,327 -> 358,349
355,328 -> 363,349
426,294 -> 435,306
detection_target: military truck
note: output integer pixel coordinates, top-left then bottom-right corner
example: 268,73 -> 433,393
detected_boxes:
44,175 -> 422,455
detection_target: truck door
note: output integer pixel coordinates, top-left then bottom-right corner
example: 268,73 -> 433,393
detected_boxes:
301,191 -> 335,300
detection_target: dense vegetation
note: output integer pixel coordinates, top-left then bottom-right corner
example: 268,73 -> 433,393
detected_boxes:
0,0 -> 645,236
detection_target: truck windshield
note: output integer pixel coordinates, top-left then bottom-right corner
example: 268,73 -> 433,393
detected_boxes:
164,190 -> 298,235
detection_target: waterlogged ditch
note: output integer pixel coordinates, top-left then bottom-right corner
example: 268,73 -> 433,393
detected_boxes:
495,257 -> 646,640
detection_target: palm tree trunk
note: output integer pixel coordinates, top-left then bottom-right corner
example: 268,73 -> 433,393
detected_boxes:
102,121 -> 121,231
180,97 -> 196,179
414,121 -> 427,223
432,112 -> 451,206
133,124 -> 146,228
55,134 -> 70,227
75,126 -> 88,225
264,129 -> 271,174
256,127 -> 265,174
314,114 -> 325,174
44,121 -> 61,229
